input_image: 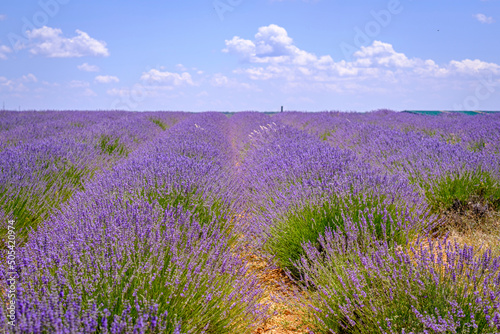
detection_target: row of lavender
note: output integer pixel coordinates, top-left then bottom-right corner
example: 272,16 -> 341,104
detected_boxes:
1,110 -> 499,333
0,111 -> 187,240
239,111 -> 500,333
275,110 -> 500,155
276,111 -> 500,226
1,112 -> 267,333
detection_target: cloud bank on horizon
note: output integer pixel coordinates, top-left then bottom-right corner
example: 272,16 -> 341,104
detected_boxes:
223,24 -> 499,89
0,1 -> 498,111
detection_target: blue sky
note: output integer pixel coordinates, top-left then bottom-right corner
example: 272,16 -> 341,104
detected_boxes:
0,0 -> 499,112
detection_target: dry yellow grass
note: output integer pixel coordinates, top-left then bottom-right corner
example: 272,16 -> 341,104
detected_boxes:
438,207 -> 500,256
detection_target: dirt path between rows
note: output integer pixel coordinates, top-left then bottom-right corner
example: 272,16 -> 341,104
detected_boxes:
229,121 -> 312,333
247,253 -> 310,334
233,216 -> 311,333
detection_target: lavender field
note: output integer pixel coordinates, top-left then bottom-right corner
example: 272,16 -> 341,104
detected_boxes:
1,110 -> 500,333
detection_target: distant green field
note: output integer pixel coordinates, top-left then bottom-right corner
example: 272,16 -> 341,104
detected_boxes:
403,110 -> 500,116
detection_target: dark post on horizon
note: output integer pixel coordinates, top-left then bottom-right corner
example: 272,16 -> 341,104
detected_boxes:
281,106 -> 283,112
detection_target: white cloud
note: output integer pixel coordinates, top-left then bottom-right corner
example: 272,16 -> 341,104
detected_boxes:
42,81 -> 60,87
69,80 -> 90,88
0,45 -> 12,60
449,59 -> 500,75
354,41 -> 415,68
65,80 -> 97,97
21,74 -> 37,83
140,69 -> 194,86
211,73 -> 230,86
82,88 -> 97,97
210,72 -> 261,91
254,24 -> 294,57
223,24 -> 500,94
107,88 -> 130,97
223,36 -> 257,61
26,26 -> 109,58
78,63 -> 100,72
223,24 -> 304,63
107,85 -> 180,99
95,75 -> 119,83
0,74 -> 38,93
196,91 -> 209,97
0,14 -> 6,21
0,81 -> 27,93
474,13 -> 494,24
176,64 -> 187,71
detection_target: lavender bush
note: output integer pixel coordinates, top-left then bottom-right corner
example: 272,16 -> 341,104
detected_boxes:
0,113 -> 268,333
5,199 -> 263,333
238,118 -> 430,277
0,111 -> 187,240
276,111 -> 500,234
296,228 -> 500,333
